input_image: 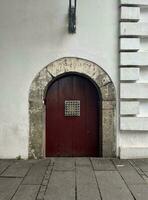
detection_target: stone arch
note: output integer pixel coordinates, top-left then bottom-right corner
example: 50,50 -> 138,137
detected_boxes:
29,57 -> 116,158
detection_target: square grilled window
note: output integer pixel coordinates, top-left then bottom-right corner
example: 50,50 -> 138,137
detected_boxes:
65,100 -> 80,116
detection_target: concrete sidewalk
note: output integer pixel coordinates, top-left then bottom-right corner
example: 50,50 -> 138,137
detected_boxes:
0,158 -> 148,200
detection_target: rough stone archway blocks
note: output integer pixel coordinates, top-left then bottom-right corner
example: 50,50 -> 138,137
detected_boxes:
29,57 -> 116,159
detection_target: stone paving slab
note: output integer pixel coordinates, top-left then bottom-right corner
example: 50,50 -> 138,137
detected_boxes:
22,160 -> 50,185
91,158 -> 116,171
53,157 -> 75,171
113,158 -> 133,170
1,160 -> 32,177
77,166 -> 101,200
129,184 -> 148,200
143,171 -> 148,178
0,177 -> 22,200
95,171 -> 134,200
0,158 -> 148,200
76,157 -> 91,166
11,185 -> 40,200
132,159 -> 148,172
44,171 -> 75,200
113,159 -> 145,185
0,160 -> 14,175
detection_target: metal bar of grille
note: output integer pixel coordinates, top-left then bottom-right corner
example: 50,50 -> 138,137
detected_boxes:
65,100 -> 80,116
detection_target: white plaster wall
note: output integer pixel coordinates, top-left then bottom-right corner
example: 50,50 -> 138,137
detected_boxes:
0,0 -> 118,158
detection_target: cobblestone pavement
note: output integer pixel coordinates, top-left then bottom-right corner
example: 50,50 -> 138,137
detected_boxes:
0,158 -> 148,200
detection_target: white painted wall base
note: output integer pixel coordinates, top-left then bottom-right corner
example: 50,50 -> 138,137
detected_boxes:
120,147 -> 148,159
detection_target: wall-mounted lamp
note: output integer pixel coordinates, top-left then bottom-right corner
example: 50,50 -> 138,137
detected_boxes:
68,0 -> 77,33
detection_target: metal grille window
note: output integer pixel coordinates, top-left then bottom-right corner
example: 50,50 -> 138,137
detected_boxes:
65,100 -> 80,116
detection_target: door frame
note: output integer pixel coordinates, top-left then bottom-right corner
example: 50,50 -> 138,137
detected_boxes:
44,73 -> 102,157
29,57 -> 116,159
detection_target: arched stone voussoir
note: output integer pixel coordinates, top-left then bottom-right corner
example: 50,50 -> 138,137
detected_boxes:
100,83 -> 116,101
29,68 -> 53,102
94,73 -> 112,89
46,57 -> 102,80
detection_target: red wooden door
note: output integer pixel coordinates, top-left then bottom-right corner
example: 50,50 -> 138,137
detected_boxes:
45,74 -> 100,157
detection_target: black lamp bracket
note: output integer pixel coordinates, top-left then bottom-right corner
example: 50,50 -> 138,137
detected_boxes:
68,0 -> 77,33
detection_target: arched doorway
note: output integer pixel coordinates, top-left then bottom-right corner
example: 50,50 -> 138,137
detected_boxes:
45,74 -> 101,157
29,57 -> 116,159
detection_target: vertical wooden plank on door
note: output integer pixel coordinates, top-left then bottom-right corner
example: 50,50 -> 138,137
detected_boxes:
46,81 -> 59,156
71,76 -> 83,156
85,78 -> 99,156
58,76 -> 73,156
